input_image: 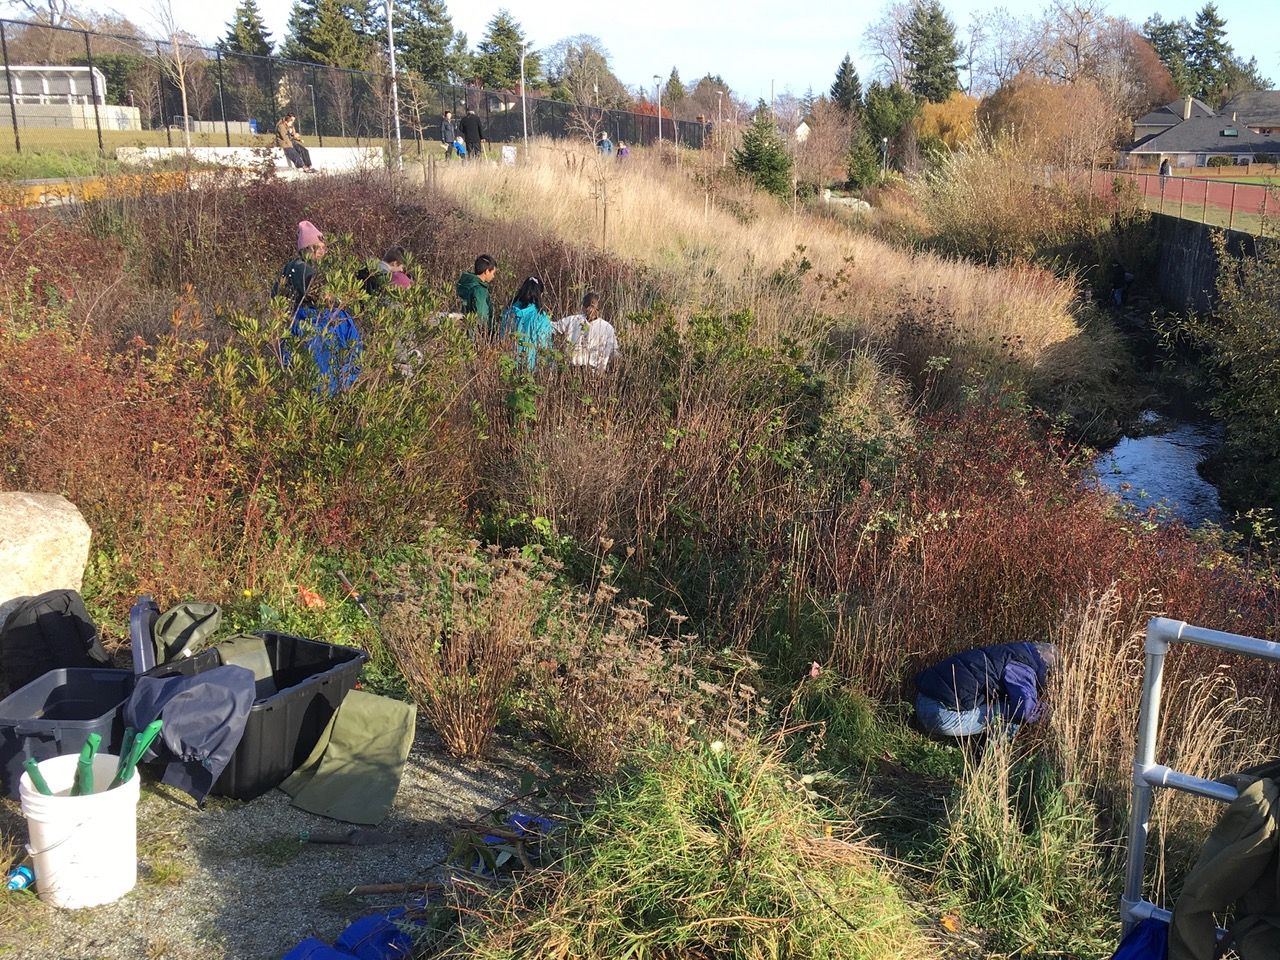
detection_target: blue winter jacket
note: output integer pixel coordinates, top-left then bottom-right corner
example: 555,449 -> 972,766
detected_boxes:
914,641 -> 1054,719
500,302 -> 552,372
285,307 -> 362,394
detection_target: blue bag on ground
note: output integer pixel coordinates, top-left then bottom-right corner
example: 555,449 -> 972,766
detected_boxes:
285,308 -> 362,394
282,903 -> 422,960
1109,918 -> 1169,960
124,666 -> 255,803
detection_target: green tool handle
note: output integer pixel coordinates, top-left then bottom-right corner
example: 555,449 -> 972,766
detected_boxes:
72,733 -> 101,797
23,758 -> 53,796
110,719 -> 163,789
114,728 -> 137,784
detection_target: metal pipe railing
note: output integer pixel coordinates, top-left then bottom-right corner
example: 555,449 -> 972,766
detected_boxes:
1121,617 -> 1280,934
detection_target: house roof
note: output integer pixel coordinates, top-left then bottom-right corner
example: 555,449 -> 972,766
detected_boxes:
1129,112 -> 1280,154
1135,98 -> 1215,129
1219,89 -> 1280,126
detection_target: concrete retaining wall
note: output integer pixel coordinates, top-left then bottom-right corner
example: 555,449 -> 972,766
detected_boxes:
115,145 -> 385,173
1151,214 -> 1263,312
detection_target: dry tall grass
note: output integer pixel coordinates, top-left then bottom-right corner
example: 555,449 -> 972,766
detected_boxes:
1046,587 -> 1280,899
430,143 -> 1092,389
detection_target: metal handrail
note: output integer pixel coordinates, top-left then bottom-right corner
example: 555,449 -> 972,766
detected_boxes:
1121,617 -> 1280,934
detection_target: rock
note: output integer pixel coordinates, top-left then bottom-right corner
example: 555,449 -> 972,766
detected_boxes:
0,493 -> 92,623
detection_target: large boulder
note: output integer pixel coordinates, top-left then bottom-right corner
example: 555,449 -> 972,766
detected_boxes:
0,493 -> 92,622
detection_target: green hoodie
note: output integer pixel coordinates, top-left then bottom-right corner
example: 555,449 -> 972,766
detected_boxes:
456,272 -> 492,329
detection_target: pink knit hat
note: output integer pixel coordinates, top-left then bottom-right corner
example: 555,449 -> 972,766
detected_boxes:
297,220 -> 324,251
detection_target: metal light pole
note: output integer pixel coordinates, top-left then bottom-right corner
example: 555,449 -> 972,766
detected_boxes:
653,74 -> 662,148
384,0 -> 402,169
520,44 -> 529,157
716,89 -> 724,167
881,136 -> 888,176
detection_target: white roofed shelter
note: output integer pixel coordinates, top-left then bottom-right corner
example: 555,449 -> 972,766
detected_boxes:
0,65 -> 107,105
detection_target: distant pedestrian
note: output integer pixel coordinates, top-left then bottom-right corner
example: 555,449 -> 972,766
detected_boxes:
616,141 -> 630,162
457,254 -> 497,335
458,107 -> 485,161
273,219 -> 327,317
441,110 -> 457,158
553,291 -> 620,372
1159,157 -> 1172,187
597,132 -> 613,155
275,113 -> 314,172
501,277 -> 552,372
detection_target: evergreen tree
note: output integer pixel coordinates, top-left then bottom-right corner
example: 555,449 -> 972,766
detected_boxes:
864,81 -> 919,146
846,127 -> 882,188
733,102 -> 793,199
1142,14 -> 1192,95
224,0 -> 273,58
474,10 -> 540,90
800,87 -> 817,114
664,67 -> 685,107
284,0 -> 373,67
393,0 -> 455,82
1186,3 -> 1232,100
830,54 -> 863,114
899,0 -> 960,103
447,32 -> 473,84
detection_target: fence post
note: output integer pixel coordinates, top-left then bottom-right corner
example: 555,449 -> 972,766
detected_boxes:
310,67 -> 322,146
83,30 -> 104,155
1202,181 -> 1208,226
0,21 -> 20,154
215,47 -> 231,147
1178,176 -> 1185,220
1228,182 -> 1237,232
155,42 -> 172,146
266,57 -> 277,126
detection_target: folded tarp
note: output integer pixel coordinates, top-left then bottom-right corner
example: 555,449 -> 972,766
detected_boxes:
279,688 -> 415,825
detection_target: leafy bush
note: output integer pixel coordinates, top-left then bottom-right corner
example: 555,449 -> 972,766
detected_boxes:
1178,235 -> 1280,515
449,739 -> 932,960
1206,156 -> 1232,167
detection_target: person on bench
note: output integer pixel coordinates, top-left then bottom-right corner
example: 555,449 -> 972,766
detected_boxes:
276,113 -> 315,173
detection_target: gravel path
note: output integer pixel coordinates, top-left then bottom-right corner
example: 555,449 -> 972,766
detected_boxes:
0,733 -> 523,960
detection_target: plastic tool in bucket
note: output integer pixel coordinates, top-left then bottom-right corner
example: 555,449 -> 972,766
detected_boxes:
18,753 -> 140,909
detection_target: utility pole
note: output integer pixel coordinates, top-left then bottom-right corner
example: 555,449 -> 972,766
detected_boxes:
653,74 -> 662,148
716,89 -> 724,168
520,44 -> 529,157
385,0 -> 402,170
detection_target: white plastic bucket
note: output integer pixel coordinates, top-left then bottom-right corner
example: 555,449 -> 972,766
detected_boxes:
18,752 -> 140,909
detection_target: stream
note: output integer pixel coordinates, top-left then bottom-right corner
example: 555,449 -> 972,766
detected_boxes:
1093,414 -> 1224,527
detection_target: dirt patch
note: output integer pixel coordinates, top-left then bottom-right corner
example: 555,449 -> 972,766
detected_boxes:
0,733 -> 523,959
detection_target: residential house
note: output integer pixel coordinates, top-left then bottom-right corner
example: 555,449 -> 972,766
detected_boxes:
1127,91 -> 1280,168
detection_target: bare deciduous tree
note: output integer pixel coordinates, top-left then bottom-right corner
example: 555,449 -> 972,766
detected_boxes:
863,1 -> 913,85
152,0 -> 193,148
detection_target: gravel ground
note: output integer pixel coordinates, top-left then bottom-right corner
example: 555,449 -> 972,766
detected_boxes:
0,732 -> 524,960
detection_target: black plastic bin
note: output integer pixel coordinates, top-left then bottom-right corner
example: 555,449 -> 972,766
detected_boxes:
144,632 -> 366,801
0,668 -> 134,798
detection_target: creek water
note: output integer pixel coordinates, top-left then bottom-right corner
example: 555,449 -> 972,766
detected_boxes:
1094,415 -> 1224,527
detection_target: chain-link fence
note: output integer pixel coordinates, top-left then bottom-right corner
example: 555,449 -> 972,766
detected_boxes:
1069,166 -> 1280,237
0,18 -> 706,170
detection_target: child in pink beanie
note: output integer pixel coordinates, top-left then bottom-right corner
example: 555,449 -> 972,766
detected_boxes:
273,220 -> 328,315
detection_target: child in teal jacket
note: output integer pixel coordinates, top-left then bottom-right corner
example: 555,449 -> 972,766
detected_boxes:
500,277 -> 552,371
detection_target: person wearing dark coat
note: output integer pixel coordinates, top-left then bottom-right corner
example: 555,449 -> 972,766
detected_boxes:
914,641 -> 1057,737
458,108 -> 485,160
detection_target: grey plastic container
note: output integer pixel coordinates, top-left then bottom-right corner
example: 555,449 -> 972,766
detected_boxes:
0,668 -> 134,798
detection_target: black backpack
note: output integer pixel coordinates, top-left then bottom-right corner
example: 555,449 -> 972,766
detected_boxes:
0,590 -> 111,693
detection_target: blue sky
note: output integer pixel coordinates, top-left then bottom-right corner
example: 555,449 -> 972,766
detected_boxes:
32,0 -> 1280,102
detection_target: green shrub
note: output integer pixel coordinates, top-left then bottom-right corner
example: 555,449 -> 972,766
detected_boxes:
1206,156 -> 1232,167
449,739 -> 932,960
